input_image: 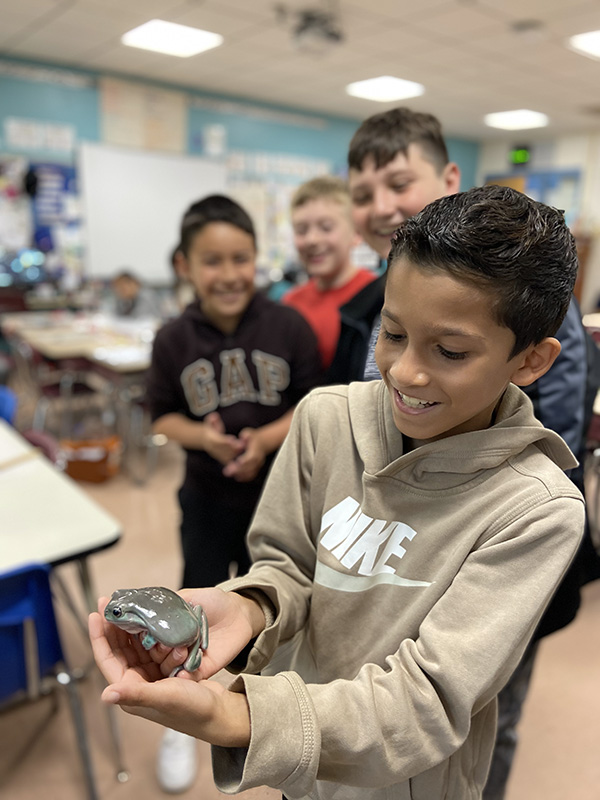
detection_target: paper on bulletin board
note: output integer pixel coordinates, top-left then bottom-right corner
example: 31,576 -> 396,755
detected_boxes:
100,77 -> 186,153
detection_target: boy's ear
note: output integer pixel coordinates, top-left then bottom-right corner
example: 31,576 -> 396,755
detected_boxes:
177,253 -> 191,280
442,162 -> 461,195
510,337 -> 562,387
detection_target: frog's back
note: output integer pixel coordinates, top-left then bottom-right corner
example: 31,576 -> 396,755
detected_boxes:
139,587 -> 200,646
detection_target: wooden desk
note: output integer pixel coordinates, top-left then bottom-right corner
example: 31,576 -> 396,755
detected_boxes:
0,311 -> 155,373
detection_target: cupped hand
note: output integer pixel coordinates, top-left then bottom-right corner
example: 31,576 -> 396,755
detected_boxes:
178,587 -> 263,678
89,594 -> 253,746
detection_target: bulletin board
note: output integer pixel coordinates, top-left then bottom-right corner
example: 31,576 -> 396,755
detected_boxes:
78,143 -> 226,283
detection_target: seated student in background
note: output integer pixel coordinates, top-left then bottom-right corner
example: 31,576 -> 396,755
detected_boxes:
282,176 -> 375,373
144,193 -> 321,793
327,106 -> 460,383
106,269 -> 163,318
91,185 -> 584,800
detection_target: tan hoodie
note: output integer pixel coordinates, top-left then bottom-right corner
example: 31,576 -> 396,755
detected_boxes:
213,381 -> 584,800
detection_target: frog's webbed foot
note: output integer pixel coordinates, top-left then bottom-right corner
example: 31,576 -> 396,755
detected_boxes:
196,605 -> 209,651
140,632 -> 157,651
179,605 -> 209,674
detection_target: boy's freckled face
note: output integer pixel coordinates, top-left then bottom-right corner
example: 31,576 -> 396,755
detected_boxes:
292,198 -> 358,289
349,145 -> 460,259
375,257 -> 526,443
182,222 -> 256,331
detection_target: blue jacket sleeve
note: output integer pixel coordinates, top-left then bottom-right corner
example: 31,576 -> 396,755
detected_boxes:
522,297 -> 586,457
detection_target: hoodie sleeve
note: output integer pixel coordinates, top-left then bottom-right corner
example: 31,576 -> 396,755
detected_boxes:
146,324 -> 187,422
522,298 -> 586,457
212,416 -> 585,795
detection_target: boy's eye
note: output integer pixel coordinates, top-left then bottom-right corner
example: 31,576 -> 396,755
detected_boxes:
382,329 -> 405,343
438,346 -> 467,361
351,194 -> 370,206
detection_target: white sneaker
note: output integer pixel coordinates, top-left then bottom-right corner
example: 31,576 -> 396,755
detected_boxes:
156,728 -> 197,794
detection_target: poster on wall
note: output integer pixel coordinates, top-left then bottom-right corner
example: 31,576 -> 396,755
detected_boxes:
29,162 -> 83,286
0,157 -> 32,253
100,77 -> 186,153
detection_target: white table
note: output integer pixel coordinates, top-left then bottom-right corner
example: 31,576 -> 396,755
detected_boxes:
0,419 -> 121,574
0,419 -> 128,782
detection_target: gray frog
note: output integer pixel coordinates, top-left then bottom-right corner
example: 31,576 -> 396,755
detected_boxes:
104,586 -> 209,675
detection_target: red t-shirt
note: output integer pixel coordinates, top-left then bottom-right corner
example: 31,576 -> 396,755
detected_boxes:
283,269 -> 376,369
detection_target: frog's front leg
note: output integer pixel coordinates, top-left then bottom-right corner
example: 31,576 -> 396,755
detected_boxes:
140,632 -> 158,650
179,606 -> 209,674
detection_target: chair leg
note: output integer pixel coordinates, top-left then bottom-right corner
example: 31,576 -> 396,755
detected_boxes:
75,559 -> 130,783
32,397 -> 50,431
57,666 -> 100,800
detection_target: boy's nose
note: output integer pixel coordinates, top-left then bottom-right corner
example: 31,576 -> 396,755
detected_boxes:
221,261 -> 239,282
389,351 -> 429,387
304,227 -> 322,246
372,188 -> 402,220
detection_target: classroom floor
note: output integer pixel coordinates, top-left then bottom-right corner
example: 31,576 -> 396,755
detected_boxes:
1,439 -> 599,800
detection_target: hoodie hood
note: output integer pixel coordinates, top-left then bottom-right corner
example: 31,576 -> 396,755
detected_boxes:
348,381 -> 578,481
179,292 -> 262,332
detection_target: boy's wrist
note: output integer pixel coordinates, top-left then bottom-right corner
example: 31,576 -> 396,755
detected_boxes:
219,689 -> 251,748
233,591 -> 267,638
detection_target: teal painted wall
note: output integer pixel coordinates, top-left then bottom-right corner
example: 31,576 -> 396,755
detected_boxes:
0,57 -> 479,186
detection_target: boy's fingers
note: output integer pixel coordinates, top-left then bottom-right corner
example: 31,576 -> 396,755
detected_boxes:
102,677 -> 196,716
149,643 -> 188,676
89,612 -> 126,683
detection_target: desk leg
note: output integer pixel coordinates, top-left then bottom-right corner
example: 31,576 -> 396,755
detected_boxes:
76,558 -> 130,784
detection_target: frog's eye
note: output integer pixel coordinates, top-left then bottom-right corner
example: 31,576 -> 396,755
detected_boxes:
111,606 -> 123,618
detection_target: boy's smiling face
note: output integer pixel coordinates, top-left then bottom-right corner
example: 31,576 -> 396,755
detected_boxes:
349,144 -> 460,259
292,197 -> 359,290
376,257 -> 532,443
182,221 -> 256,333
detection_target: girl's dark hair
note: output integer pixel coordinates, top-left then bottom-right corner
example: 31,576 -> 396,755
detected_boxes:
180,194 -> 256,256
388,184 -> 578,358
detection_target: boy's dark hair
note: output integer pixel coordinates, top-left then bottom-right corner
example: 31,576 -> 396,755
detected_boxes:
113,269 -> 140,284
348,107 -> 450,174
180,194 -> 256,256
388,184 -> 578,358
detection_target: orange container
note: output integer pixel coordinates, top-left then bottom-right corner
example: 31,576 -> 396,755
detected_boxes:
60,435 -> 122,483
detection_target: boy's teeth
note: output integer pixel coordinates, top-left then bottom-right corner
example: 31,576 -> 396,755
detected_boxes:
401,393 -> 433,408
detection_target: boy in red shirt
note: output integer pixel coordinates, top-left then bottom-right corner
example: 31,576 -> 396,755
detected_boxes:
283,176 -> 375,373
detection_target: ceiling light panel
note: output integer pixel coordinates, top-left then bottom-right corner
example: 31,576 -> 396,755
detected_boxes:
568,29 -> 600,61
484,109 -> 549,130
121,19 -> 223,58
346,75 -> 425,102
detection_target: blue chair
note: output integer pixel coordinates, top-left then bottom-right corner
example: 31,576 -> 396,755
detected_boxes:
0,563 -> 99,800
0,384 -> 17,424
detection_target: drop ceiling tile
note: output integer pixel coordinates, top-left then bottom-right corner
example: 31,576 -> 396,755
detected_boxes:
168,6 -> 265,36
411,4 -> 503,38
547,8 -> 600,38
345,0 -> 449,16
477,0 -> 591,19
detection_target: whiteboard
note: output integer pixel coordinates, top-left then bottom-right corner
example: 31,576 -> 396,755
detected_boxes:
78,143 -> 227,282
